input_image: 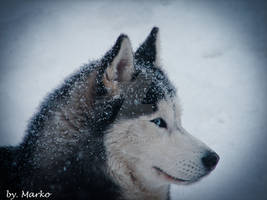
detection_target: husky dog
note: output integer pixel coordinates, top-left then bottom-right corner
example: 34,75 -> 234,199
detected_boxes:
0,27 -> 219,200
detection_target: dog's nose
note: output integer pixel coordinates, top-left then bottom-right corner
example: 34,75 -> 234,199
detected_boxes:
201,151 -> 219,170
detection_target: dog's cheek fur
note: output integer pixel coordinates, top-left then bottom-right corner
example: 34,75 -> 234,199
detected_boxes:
104,119 -> 170,200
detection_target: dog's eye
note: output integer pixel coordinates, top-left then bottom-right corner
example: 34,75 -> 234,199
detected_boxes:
150,118 -> 167,129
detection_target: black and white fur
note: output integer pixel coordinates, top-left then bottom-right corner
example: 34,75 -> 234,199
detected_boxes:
0,27 -> 219,200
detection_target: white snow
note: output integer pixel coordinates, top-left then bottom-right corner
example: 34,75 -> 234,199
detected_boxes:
0,1 -> 267,199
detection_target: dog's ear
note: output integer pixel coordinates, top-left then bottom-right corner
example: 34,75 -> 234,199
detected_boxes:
96,34 -> 134,96
135,27 -> 160,67
104,34 -> 134,83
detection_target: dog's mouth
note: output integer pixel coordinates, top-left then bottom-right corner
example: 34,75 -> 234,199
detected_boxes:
153,166 -> 189,183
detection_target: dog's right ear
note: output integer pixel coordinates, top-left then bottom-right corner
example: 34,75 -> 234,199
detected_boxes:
96,34 -> 134,96
135,27 -> 160,67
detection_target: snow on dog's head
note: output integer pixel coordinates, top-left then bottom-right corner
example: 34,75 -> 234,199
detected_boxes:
103,27 -> 219,192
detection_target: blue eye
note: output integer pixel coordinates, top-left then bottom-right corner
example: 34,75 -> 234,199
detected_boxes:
150,118 -> 167,128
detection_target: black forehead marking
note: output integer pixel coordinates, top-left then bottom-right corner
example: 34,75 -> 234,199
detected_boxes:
141,65 -> 176,107
115,64 -> 176,119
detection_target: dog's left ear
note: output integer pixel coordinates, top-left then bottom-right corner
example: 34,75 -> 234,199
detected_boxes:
96,34 -> 134,96
104,34 -> 134,83
135,27 -> 161,67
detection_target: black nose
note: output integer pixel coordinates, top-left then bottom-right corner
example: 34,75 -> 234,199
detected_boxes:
201,151 -> 219,170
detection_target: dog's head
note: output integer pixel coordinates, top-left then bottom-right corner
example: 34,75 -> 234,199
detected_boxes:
96,27 -> 219,187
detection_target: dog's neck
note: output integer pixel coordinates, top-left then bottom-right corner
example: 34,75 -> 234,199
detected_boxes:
121,182 -> 169,200
107,157 -> 169,200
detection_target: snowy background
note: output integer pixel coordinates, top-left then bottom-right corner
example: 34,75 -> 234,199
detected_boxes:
0,0 -> 267,199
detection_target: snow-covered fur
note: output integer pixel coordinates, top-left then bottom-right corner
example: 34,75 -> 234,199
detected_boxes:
0,27 -> 219,200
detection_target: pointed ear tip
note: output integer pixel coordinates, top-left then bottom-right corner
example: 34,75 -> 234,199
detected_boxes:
117,34 -> 131,46
151,27 -> 159,34
118,34 -> 129,41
